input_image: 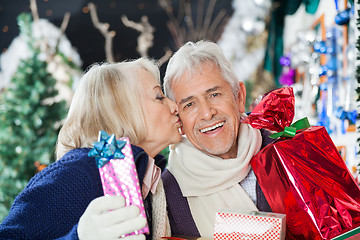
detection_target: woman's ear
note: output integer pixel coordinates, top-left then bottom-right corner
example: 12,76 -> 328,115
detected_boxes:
237,82 -> 247,113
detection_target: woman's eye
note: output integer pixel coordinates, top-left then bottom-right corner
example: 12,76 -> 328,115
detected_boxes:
156,91 -> 166,101
156,96 -> 165,101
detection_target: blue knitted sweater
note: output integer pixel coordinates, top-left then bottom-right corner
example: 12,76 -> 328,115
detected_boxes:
0,145 -> 167,240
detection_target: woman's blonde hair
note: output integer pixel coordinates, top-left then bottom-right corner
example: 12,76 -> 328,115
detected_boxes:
56,58 -> 160,160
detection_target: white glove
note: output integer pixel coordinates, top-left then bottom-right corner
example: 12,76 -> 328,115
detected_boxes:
77,195 -> 147,240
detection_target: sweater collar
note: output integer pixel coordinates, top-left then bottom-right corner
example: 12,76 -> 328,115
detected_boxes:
131,145 -> 167,184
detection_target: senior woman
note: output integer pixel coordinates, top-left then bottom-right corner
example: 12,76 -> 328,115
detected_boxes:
0,58 -> 181,240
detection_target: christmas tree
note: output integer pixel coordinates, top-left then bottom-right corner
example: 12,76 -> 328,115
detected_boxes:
0,13 -> 68,221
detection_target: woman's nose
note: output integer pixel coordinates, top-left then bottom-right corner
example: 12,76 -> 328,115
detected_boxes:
167,98 -> 178,115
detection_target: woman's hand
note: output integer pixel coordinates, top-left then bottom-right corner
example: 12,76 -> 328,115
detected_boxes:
77,195 -> 147,240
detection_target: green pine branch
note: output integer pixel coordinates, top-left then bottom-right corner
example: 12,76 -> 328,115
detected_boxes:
0,13 -> 68,221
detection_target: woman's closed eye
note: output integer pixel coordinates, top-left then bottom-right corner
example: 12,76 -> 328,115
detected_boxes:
156,93 -> 165,101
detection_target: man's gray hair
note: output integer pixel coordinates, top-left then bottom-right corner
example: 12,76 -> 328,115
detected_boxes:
163,40 -> 240,100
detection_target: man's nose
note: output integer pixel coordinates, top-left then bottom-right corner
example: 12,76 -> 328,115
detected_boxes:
199,100 -> 216,120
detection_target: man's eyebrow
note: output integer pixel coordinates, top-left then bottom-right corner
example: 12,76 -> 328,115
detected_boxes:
179,95 -> 193,105
206,86 -> 220,93
178,86 -> 221,105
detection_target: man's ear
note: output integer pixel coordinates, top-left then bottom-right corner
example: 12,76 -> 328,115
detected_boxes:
237,81 -> 246,113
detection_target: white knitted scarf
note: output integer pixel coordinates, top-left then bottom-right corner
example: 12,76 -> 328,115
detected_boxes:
150,175 -> 171,240
167,124 -> 262,238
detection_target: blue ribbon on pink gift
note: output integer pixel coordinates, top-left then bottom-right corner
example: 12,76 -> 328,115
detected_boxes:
88,130 -> 126,168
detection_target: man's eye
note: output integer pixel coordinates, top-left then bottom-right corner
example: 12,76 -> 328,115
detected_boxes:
184,102 -> 193,109
211,93 -> 220,97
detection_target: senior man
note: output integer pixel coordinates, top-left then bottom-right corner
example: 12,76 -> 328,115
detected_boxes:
161,40 -> 274,239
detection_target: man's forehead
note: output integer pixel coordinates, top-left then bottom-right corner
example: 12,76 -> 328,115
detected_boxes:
171,63 -> 227,99
177,61 -> 218,80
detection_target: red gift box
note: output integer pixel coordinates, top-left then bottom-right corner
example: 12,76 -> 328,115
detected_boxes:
331,225 -> 360,240
242,87 -> 360,240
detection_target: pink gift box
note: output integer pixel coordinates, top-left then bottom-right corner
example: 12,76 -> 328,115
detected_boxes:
214,210 -> 286,240
97,136 -> 149,236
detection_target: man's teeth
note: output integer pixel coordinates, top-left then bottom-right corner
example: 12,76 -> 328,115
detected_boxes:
200,122 -> 224,133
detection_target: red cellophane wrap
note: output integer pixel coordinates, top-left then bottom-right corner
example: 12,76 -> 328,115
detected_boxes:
242,87 -> 360,240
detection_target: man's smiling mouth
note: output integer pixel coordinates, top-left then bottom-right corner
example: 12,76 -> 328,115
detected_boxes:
200,121 -> 225,133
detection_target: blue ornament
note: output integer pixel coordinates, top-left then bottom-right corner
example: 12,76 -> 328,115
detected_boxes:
326,57 -> 337,71
318,65 -> 328,76
313,41 -> 327,54
335,7 -> 353,25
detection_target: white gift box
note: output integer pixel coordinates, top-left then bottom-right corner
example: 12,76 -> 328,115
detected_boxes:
214,210 -> 286,240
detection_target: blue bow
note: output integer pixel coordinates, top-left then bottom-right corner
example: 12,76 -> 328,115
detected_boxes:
88,131 -> 126,168
336,107 -> 358,134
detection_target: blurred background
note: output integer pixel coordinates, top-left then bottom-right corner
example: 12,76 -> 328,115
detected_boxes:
0,0 -> 358,222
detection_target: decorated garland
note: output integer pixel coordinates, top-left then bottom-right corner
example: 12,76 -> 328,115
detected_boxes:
356,0 -> 360,170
